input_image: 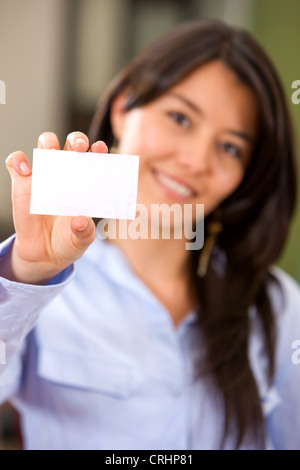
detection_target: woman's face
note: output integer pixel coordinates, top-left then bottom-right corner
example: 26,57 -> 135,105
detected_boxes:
111,60 -> 258,222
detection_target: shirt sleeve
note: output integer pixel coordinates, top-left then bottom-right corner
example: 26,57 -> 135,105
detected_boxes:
0,235 -> 75,402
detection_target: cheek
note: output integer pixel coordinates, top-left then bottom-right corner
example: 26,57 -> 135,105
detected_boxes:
119,113 -> 169,163
117,117 -> 142,154
216,166 -> 244,199
139,126 -> 170,166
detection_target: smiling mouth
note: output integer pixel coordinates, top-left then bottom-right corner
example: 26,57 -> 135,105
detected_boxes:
153,170 -> 196,199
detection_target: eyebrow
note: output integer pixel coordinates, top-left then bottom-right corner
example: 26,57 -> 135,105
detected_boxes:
167,92 -> 255,144
225,130 -> 254,144
168,92 -> 202,115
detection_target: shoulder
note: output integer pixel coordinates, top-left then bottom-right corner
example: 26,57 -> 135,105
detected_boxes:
248,267 -> 300,419
266,266 -> 300,372
249,267 -> 300,379
267,266 -> 300,319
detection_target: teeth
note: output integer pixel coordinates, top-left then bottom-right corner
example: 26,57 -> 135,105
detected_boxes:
156,172 -> 193,197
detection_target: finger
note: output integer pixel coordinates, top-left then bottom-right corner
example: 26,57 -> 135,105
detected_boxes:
64,131 -> 89,152
90,141 -> 108,154
5,152 -> 32,222
5,151 -> 32,180
70,216 -> 96,249
38,132 -> 61,150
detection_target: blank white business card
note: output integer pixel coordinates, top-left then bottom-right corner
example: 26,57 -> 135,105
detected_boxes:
30,149 -> 139,219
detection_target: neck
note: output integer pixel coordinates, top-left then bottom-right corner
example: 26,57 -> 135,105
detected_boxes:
101,220 -> 198,325
102,220 -> 191,282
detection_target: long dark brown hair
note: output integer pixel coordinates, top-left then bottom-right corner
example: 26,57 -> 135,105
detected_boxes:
89,20 -> 298,448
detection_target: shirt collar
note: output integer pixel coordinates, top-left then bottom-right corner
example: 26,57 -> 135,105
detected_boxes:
83,234 -> 198,327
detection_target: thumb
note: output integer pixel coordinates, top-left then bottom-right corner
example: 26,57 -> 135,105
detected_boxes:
70,216 -> 96,251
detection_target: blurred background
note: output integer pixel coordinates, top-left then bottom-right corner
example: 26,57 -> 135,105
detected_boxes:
0,0 -> 299,449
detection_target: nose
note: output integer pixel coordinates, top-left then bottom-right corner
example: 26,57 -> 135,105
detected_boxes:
176,134 -> 212,175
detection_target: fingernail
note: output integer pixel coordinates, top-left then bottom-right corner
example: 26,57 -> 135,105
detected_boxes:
73,138 -> 88,151
5,153 -> 13,164
19,161 -> 31,175
38,135 -> 45,149
77,220 -> 88,232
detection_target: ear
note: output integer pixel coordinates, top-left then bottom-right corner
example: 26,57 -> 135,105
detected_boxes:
110,92 -> 129,141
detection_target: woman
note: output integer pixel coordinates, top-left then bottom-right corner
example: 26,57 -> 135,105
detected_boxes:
0,19 -> 299,450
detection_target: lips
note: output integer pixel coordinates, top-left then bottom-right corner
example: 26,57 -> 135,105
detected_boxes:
153,169 -> 197,199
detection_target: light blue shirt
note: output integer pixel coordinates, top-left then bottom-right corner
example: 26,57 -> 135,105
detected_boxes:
0,234 -> 300,450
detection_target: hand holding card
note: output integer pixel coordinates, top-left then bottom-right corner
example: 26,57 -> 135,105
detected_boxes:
3,131 -> 139,285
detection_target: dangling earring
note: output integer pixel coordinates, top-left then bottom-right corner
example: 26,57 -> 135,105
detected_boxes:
197,216 -> 223,278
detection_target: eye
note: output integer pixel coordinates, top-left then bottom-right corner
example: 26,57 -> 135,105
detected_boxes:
219,141 -> 242,158
168,111 -> 191,128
